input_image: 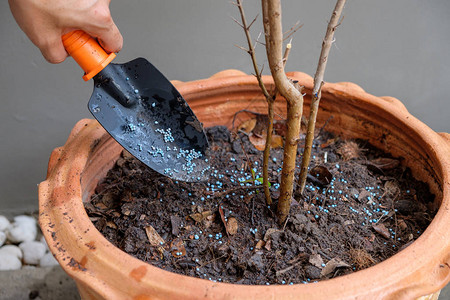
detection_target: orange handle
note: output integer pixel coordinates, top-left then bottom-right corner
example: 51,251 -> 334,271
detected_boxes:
62,30 -> 116,81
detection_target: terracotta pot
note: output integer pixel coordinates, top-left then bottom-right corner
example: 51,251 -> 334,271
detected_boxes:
39,70 -> 450,300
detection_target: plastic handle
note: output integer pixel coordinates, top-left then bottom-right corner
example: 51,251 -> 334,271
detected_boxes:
62,30 -> 116,81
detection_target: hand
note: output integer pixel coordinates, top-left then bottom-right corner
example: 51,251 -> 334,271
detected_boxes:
8,0 -> 123,63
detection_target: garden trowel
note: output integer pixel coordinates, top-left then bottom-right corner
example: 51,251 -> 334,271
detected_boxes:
62,30 -> 209,182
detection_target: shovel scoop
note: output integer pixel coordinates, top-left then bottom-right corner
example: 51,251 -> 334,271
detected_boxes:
62,31 -> 210,182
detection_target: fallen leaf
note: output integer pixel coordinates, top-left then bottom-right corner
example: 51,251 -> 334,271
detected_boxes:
189,211 -> 213,223
248,134 -> 283,151
106,221 -> 117,229
255,240 -> 265,249
384,180 -> 401,197
343,220 -> 354,226
367,158 -> 400,170
263,228 -> 282,242
145,225 -> 165,247
320,137 -> 339,149
94,202 -> 108,210
226,217 -> 239,235
218,206 -> 229,237
237,118 -> 257,134
372,223 -> 390,239
320,258 -> 351,277
273,120 -> 287,136
398,219 -> 408,230
264,239 -> 272,251
170,237 -> 186,257
309,254 -> 324,269
309,165 -> 332,186
336,141 -> 360,161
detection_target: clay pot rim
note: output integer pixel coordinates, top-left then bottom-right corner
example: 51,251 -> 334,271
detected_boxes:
39,70 -> 450,299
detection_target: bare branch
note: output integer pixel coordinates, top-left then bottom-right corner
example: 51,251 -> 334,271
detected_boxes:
231,16 -> 244,28
283,22 -> 304,41
234,44 -> 250,53
298,0 -> 347,194
235,0 -> 270,99
248,14 -> 259,30
262,0 -> 304,225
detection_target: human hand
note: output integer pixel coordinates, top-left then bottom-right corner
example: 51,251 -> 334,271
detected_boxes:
8,0 -> 123,63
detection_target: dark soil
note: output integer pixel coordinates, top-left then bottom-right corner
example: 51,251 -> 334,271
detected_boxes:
85,125 -> 436,285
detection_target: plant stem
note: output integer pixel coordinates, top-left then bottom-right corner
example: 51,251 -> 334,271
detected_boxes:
298,0 -> 346,194
262,0 -> 304,225
263,44 -> 291,206
236,0 -> 274,205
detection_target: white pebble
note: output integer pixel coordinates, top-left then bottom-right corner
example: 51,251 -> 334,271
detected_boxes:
0,215 -> 10,231
0,245 -> 23,259
19,241 -> 46,265
0,253 -> 22,270
40,235 -> 49,252
0,232 -> 6,247
39,252 -> 59,267
6,215 -> 37,243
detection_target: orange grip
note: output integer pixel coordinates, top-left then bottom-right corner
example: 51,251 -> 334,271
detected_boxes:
62,30 -> 116,81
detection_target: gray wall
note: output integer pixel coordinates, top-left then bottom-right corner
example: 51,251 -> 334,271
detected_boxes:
1,0 -> 449,214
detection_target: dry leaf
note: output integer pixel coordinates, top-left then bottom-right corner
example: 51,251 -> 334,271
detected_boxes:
320,137 -> 339,149
170,237 -> 186,257
94,202 -> 108,210
255,240 -> 265,249
106,221 -> 117,229
384,180 -> 401,197
264,239 -> 272,251
336,141 -> 360,161
320,257 -> 350,277
237,118 -> 257,134
372,223 -> 390,239
226,217 -> 239,235
309,165 -> 333,186
189,211 -> 213,223
309,254 -> 324,269
248,134 -> 283,151
263,228 -> 282,242
398,219 -> 408,230
218,206 -> 229,237
343,220 -> 354,226
368,158 -> 400,170
145,225 -> 165,247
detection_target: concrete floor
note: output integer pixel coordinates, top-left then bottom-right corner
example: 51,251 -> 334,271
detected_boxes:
0,266 -> 448,300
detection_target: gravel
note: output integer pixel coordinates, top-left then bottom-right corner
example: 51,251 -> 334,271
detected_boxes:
0,214 -> 56,271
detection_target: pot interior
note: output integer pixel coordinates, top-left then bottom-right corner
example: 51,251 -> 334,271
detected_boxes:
81,81 -> 443,210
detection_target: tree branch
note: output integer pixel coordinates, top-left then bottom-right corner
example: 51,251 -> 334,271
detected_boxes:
262,0 -> 304,225
298,0 -> 346,194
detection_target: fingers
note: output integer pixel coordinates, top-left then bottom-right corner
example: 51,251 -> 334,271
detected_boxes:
37,34 -> 69,64
81,2 -> 123,54
96,22 -> 123,54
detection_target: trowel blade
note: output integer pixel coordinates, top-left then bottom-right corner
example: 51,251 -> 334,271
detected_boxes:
88,58 -> 210,182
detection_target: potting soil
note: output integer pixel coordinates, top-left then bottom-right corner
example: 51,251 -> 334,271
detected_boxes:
85,125 -> 435,285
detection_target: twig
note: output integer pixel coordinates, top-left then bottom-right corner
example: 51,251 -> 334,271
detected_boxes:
276,261 -> 302,276
283,22 -> 304,41
235,0 -> 276,206
235,0 -> 270,99
298,0 -> 347,194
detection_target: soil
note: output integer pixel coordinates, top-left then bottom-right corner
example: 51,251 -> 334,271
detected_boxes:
85,124 -> 436,285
